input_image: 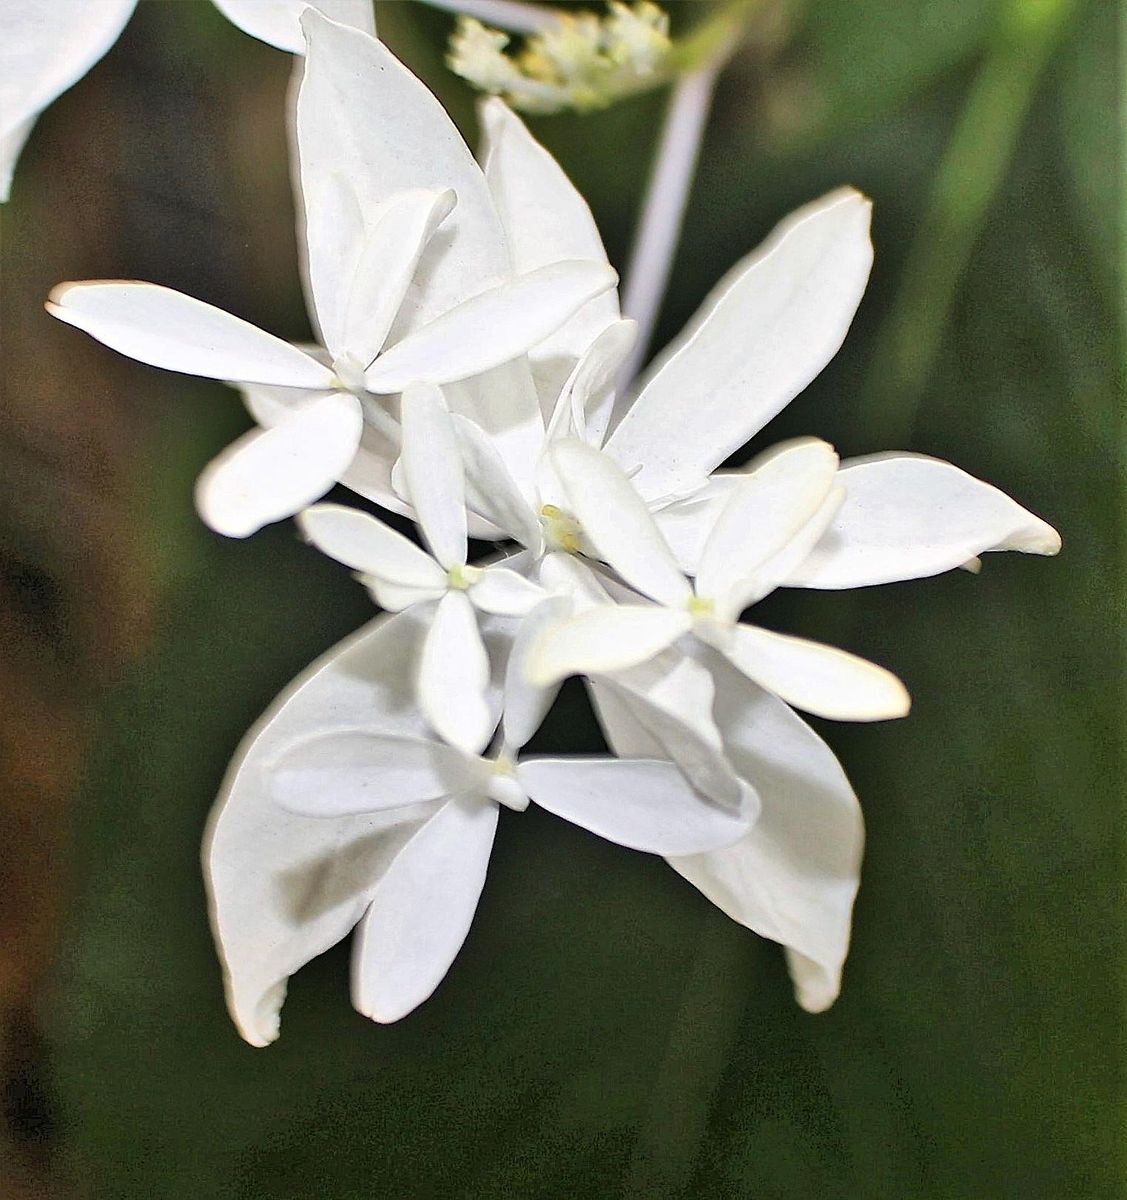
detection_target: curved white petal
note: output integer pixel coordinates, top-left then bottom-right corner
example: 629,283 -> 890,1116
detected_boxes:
203,608 -> 439,1046
500,594 -> 571,752
785,453 -> 1063,589
606,189 -> 873,500
400,383 -> 466,569
468,567 -> 545,616
195,392 -> 362,538
592,650 -> 864,1013
600,650 -> 743,808
0,114 -> 35,202
351,794 -> 498,1024
545,318 -> 638,446
237,378 -> 326,428
338,187 -> 456,366
527,604 -> 691,686
671,656 -> 864,1013
519,758 -> 753,855
297,504 -> 445,588
696,438 -> 838,612
46,282 -> 335,388
213,0 -> 374,53
479,97 -> 620,370
269,729 -> 479,816
550,440 -> 691,607
451,414 -> 542,550
364,261 -> 617,394
713,623 -> 911,722
297,11 -> 510,331
0,0 -> 135,195
419,591 -> 493,754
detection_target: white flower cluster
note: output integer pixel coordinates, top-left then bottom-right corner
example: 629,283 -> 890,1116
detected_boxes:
448,2 -> 672,113
38,9 -> 1059,1043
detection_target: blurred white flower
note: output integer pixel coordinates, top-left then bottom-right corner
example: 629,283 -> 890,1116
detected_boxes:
0,0 -> 376,201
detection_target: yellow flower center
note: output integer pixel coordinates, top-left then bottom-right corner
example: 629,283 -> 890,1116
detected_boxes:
540,504 -> 583,553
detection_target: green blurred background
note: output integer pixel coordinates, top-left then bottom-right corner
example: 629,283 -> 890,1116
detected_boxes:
1,0 -> 1120,1196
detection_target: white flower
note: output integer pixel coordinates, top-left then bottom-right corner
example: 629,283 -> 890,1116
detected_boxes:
0,0 -> 377,201
45,13 -> 618,538
202,24 -> 1061,1037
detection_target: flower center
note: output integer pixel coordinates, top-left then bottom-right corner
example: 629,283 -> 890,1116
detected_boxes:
447,564 -> 484,590
687,594 -> 715,618
540,504 -> 582,553
485,756 -> 530,811
330,353 -> 367,394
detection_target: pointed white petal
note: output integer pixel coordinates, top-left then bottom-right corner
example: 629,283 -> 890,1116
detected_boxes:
696,439 -> 839,612
297,503 -> 445,588
0,114 -> 35,202
545,319 -> 637,446
500,594 -> 572,752
528,604 -> 691,686
300,169 -> 366,362
600,650 -> 743,808
0,1 -> 135,192
212,0 -> 374,53
520,758 -> 753,855
536,551 -> 612,611
714,623 -> 911,722
785,452 -> 1063,589
270,729 -> 479,816
468,567 -> 545,616
351,795 -> 498,1024
46,282 -> 335,388
298,11 -> 510,330
364,261 -> 618,393
479,97 -> 620,367
550,440 -> 692,606
195,392 -> 362,538
203,608 -> 440,1045
339,187 -> 456,366
419,591 -> 493,753
451,414 -> 542,549
670,656 -> 864,1013
400,383 -> 466,569
606,189 -> 873,500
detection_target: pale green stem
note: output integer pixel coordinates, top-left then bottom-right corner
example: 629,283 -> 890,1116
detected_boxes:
416,0 -> 561,34
619,62 -> 722,385
862,0 -> 1077,447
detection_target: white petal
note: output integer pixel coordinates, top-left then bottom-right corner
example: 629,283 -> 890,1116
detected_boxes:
550,440 -> 692,607
297,10 -> 510,330
339,187 -> 456,366
500,594 -> 572,752
785,452 -> 1063,589
0,0 -> 135,194
399,383 -> 466,569
451,414 -> 542,550
0,114 -> 35,203
651,477 -> 736,574
203,607 -> 440,1045
479,97 -> 620,369
696,438 -> 839,614
46,282 -> 335,388
713,623 -> 911,722
536,551 -> 611,612
351,795 -> 498,1024
270,729 -> 479,816
669,656 -> 864,1013
364,261 -> 618,394
527,605 -> 691,686
236,377 -> 326,428
195,392 -> 362,538
297,503 -> 445,588
364,579 -> 447,613
545,319 -> 637,447
212,0 -> 374,53
419,591 -> 493,754
605,189 -> 873,500
468,567 -> 545,616
519,758 -> 753,855
599,650 -> 743,807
